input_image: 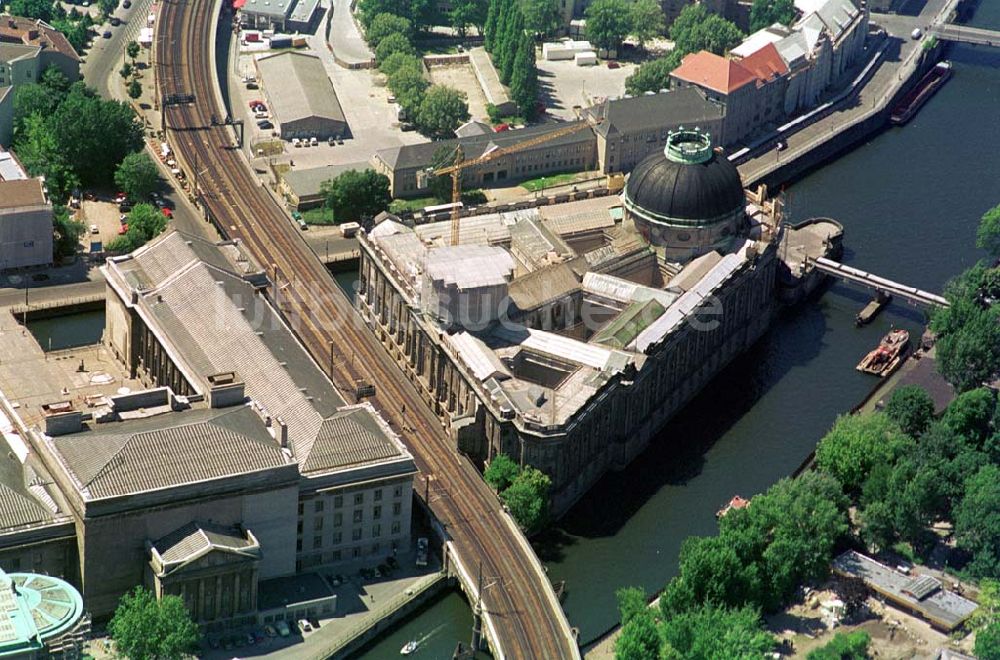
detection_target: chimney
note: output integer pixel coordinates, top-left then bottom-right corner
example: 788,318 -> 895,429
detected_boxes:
41,401 -> 82,436
27,29 -> 38,40
276,417 -> 288,448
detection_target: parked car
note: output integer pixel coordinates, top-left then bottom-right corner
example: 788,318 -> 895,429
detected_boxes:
246,81 -> 259,89
118,201 -> 132,212
275,621 -> 290,637
292,138 -> 302,147
307,617 -> 320,630
89,224 -> 99,235
264,624 -> 277,638
256,120 -> 273,129
103,30 -> 112,38
223,636 -> 234,650
122,0 -> 131,6
416,537 -> 428,567
161,207 -> 172,218
118,224 -> 128,235
607,60 -> 620,69
114,191 -> 128,203
297,619 -> 312,633
110,16 -> 120,26
309,136 -> 318,147
248,99 -> 263,108
208,636 -> 221,649
245,632 -> 255,646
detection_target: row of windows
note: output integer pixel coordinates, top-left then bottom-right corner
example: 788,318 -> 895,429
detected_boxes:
296,521 -> 403,552
298,485 -> 404,515
298,501 -> 404,533
296,541 -> 398,569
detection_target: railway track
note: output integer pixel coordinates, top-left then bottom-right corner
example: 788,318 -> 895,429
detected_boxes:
155,1 -> 578,657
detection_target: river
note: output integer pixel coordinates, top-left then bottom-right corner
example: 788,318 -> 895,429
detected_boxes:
356,4 -> 1000,654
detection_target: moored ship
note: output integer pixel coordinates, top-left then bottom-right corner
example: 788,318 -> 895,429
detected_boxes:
857,328 -> 910,377
891,61 -> 952,125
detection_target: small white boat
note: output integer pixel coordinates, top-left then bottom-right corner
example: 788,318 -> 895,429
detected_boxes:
400,640 -> 418,655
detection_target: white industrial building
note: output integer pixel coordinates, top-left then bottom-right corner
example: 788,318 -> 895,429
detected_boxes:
255,52 -> 347,140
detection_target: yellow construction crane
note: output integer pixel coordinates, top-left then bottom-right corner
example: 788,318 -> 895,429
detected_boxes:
419,119 -> 600,246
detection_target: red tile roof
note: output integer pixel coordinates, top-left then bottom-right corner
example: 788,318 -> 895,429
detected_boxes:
671,51 -> 757,95
0,14 -> 80,62
737,43 -> 789,82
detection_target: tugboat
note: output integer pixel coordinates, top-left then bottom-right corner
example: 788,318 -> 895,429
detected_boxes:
857,329 -> 909,377
890,61 -> 952,125
401,640 -> 419,655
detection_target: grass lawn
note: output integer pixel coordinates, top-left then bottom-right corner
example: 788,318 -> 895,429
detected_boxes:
520,171 -> 581,192
389,197 -> 440,214
301,207 -> 336,225
252,140 -> 285,157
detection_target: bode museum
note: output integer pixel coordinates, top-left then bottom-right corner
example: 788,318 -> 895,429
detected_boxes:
357,129 -> 841,515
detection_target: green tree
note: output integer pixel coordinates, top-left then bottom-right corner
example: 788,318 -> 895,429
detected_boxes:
107,203 -> 167,253
484,454 -> 520,492
115,152 -> 159,202
942,387 -> 995,447
976,203 -> 1000,258
806,630 -> 870,660
484,0 -> 500,50
388,67 -> 429,116
379,52 -> 423,78
98,0 -> 117,17
969,578 -> 1000,631
614,609 -> 660,660
660,535 -> 764,615
366,12 -> 413,48
625,56 -> 674,95
126,40 -> 141,62
13,113 -> 79,201
12,84 -> 60,139
450,0 -> 487,37
660,604 -> 774,659
585,0 -> 633,53
52,205 -> 85,260
40,66 -> 71,95
519,0 -> 560,36
498,7 -> 524,84
629,0 -> 665,50
815,412 -> 912,493
885,385 -> 936,437
615,586 -> 648,625
749,0 -> 797,33
47,85 -> 144,186
501,465 -> 550,532
120,63 -> 134,80
415,85 -> 470,138
978,621 -> 1000,660
375,33 -> 416,62
108,587 -> 201,660
955,464 -> 1000,578
8,0 -> 54,21
669,4 -> 743,57
509,34 -> 538,119
127,79 -> 142,100
318,168 -> 391,222
357,0 -> 405,28
721,473 -> 849,611
931,263 -> 1000,391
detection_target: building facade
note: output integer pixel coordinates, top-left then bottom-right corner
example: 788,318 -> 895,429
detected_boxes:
0,174 -> 53,270
357,131 -> 790,514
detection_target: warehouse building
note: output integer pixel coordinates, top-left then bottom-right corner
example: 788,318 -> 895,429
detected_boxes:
255,52 -> 347,141
239,0 -> 320,31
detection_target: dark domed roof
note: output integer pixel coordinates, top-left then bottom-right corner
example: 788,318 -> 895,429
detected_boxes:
624,131 -> 744,223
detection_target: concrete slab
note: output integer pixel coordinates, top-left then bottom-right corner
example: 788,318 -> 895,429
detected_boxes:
537,58 -> 636,120
429,64 -> 490,123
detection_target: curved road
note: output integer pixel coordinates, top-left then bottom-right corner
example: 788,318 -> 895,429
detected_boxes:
154,0 -> 579,657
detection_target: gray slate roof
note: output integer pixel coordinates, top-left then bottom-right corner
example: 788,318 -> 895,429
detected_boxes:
153,521 -> 259,565
585,87 -> 725,138
0,442 -> 55,531
303,408 -> 404,473
375,121 -> 594,171
50,406 -> 289,501
257,52 -> 345,125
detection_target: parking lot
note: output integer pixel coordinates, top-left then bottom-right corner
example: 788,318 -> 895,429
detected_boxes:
537,57 -> 637,119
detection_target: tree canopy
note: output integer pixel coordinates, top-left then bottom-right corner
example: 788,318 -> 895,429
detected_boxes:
614,609 -> 661,660
815,412 -> 912,493
885,384 -> 936,437
367,13 -> 414,48
319,168 -> 391,222
375,32 -> 417,62
107,203 -> 167,254
669,4 -> 744,58
806,630 -> 871,660
9,0 -> 55,21
519,0 -> 561,36
416,85 -> 470,137
108,587 -> 200,660
115,152 -> 160,202
629,0 -> 666,50
509,33 -> 539,119
976,203 -> 1000,258
977,620 -> 1000,660
484,454 -> 520,492
585,0 -> 633,52
660,605 -> 774,660
749,0 -> 797,33
501,465 -> 551,533
625,57 -> 675,95
955,464 -> 1000,578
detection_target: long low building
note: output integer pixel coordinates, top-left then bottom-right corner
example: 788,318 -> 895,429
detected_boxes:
255,51 -> 347,141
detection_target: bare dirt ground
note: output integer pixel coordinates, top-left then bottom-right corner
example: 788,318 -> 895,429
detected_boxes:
428,64 -> 489,122
767,585 -> 976,659
78,200 -> 125,247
